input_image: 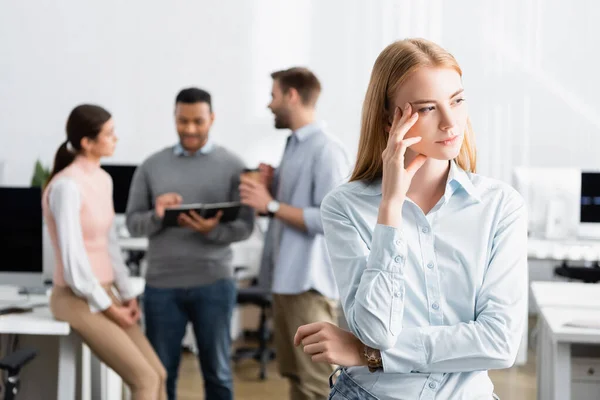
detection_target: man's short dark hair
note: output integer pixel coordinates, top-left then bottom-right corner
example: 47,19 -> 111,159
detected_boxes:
175,87 -> 212,111
271,67 -> 321,107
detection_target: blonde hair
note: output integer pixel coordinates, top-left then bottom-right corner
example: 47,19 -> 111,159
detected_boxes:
350,38 -> 476,182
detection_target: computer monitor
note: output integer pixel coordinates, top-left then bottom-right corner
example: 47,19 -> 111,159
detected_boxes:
512,167 -> 581,239
100,164 -> 137,214
578,171 -> 600,239
101,164 -> 137,237
0,187 -> 44,287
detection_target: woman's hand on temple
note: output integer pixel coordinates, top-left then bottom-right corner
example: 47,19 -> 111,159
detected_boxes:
379,103 -> 427,226
294,322 -> 367,367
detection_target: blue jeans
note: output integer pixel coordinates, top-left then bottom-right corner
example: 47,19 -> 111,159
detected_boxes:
329,368 -> 500,400
329,368 -> 379,400
144,279 -> 236,400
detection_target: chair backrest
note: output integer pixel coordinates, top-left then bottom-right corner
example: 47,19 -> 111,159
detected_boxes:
0,348 -> 38,375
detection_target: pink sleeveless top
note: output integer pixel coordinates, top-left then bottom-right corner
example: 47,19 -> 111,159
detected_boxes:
42,156 -> 115,286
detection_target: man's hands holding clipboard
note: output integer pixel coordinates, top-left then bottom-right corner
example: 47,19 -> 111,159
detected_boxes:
154,192 -> 222,234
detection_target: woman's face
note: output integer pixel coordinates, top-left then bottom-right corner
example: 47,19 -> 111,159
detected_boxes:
84,118 -> 117,158
390,67 -> 468,160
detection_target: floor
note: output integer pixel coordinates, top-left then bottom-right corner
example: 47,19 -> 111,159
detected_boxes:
176,319 -> 539,400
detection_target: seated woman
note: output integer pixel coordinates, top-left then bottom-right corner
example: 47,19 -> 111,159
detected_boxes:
43,104 -> 167,400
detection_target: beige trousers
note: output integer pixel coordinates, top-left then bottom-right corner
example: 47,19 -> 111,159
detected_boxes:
273,290 -> 339,400
50,285 -> 167,400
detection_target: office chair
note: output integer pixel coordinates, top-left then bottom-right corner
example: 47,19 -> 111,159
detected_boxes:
125,250 -> 146,276
232,267 -> 276,380
0,348 -> 37,400
231,219 -> 276,380
554,261 -> 600,283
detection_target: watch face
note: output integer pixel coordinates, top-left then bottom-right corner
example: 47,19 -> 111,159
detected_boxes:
268,201 -> 280,213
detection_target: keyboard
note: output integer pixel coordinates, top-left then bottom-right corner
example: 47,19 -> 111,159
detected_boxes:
18,286 -> 50,296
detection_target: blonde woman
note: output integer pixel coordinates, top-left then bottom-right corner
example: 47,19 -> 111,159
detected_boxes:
295,39 -> 527,400
43,104 -> 167,400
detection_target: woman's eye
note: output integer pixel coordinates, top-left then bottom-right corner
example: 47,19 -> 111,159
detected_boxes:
419,106 -> 435,113
454,98 -> 466,105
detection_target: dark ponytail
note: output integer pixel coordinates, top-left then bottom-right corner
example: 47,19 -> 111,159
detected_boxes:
46,104 -> 111,187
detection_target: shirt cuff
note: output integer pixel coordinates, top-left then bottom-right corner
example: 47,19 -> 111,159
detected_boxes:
150,211 -> 164,229
367,224 -> 408,272
302,207 -> 323,235
381,328 -> 426,373
115,281 -> 136,302
87,284 -> 113,313
204,224 -> 223,241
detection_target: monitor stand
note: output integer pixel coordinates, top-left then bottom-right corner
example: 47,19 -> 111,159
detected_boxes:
115,214 -> 130,238
577,223 -> 600,241
0,272 -> 47,293
18,282 -> 52,296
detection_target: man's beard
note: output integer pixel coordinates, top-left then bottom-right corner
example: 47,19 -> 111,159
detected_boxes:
179,133 -> 206,151
273,112 -> 291,130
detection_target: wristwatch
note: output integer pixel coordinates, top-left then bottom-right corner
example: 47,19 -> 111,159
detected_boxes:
364,346 -> 383,373
267,200 -> 280,217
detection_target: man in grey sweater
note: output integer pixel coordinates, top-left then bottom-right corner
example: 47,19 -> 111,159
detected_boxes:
125,88 -> 254,400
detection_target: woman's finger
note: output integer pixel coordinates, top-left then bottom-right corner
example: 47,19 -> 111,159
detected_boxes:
392,136 -> 422,161
303,342 -> 326,355
387,106 -> 404,146
294,323 -> 324,346
311,353 -> 330,364
389,104 -> 418,142
406,154 -> 428,176
301,332 -> 324,347
392,112 -> 419,143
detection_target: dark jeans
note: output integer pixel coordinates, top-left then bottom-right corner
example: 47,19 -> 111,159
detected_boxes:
144,279 -> 237,400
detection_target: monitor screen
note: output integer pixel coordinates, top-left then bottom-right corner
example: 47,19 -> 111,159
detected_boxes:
0,187 -> 42,273
580,172 -> 600,223
101,164 -> 137,214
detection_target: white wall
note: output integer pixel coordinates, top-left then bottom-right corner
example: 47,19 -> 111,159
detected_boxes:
1,0 -> 600,186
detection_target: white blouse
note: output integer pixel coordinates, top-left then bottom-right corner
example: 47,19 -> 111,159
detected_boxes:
49,177 -> 134,312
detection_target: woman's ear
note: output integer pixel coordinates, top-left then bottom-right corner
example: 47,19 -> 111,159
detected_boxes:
80,137 -> 92,153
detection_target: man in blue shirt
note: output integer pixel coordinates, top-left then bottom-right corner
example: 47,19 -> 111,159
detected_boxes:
240,67 -> 351,400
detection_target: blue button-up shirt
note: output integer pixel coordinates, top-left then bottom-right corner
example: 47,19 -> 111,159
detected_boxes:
321,161 -> 528,400
173,139 -> 215,156
260,122 -> 351,299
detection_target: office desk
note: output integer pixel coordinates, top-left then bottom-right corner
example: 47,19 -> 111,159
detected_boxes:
0,277 -> 145,400
523,238 -> 600,368
536,307 -> 600,400
531,281 -> 600,309
528,237 -> 600,262
118,237 -> 149,252
0,292 -> 75,400
531,281 -> 600,400
118,236 -> 263,281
